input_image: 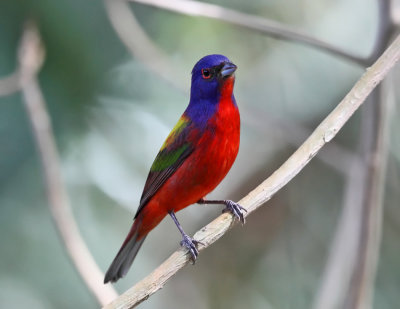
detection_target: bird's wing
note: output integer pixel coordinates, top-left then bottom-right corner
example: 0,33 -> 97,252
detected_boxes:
134,116 -> 195,218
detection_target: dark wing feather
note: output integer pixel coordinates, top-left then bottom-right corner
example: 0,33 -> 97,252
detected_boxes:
134,118 -> 195,218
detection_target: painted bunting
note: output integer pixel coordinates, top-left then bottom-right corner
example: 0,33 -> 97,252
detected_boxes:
104,54 -> 245,283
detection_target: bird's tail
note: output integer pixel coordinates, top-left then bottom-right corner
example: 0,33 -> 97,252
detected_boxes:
104,219 -> 146,284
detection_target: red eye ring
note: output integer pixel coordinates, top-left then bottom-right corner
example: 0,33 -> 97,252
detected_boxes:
201,68 -> 212,79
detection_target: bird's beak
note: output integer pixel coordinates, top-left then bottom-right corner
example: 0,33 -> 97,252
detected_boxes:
220,62 -> 237,78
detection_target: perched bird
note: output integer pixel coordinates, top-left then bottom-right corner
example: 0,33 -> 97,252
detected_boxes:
104,54 -> 246,283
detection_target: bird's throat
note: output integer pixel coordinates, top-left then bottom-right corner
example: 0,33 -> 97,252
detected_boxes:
220,76 -> 235,101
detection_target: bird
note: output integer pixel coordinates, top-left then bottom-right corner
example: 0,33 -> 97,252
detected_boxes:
104,54 -> 246,284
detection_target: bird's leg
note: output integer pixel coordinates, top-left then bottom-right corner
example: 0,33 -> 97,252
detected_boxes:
197,198 -> 247,225
169,211 -> 200,264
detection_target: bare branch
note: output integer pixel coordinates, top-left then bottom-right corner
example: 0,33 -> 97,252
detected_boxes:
17,21 -> 118,306
127,0 -> 370,66
103,34 -> 400,309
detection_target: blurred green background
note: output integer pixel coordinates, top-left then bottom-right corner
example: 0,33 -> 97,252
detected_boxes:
1,0 -> 399,308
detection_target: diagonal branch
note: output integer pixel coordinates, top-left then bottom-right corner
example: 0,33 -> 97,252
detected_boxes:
17,22 -> 118,306
104,34 -> 400,309
127,0 -> 371,66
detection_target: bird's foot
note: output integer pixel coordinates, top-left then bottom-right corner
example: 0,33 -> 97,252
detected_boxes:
180,234 -> 200,264
222,200 -> 247,225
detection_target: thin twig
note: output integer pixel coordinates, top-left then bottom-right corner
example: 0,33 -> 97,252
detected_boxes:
104,34 -> 400,309
17,22 -> 118,306
127,0 -> 370,66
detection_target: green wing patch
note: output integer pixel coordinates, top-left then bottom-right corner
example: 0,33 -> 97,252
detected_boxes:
151,144 -> 190,172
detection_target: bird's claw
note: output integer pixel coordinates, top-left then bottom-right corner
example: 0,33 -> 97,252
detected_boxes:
222,200 -> 247,225
180,234 -> 200,264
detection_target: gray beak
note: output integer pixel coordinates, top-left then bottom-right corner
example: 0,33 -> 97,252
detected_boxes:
220,62 -> 237,78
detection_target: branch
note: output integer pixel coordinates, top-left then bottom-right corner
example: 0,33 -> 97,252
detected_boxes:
127,0 -> 370,66
104,34 -> 400,309
17,22 -> 118,306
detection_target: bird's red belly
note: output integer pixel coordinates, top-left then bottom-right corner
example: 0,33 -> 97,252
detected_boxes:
161,126 -> 240,212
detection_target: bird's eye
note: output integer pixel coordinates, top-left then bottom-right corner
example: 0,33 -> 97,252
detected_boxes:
201,68 -> 212,79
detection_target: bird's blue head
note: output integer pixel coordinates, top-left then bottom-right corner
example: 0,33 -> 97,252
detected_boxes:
186,55 -> 237,127
190,54 -> 237,102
